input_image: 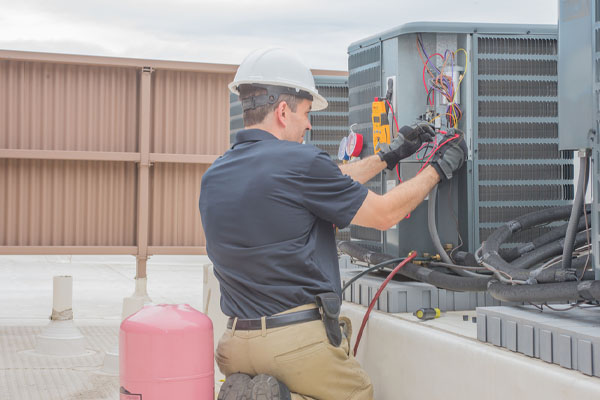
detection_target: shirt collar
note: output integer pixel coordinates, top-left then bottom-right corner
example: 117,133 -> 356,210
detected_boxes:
234,129 -> 278,145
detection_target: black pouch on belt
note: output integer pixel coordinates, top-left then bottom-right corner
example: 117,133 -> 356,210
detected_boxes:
315,292 -> 342,347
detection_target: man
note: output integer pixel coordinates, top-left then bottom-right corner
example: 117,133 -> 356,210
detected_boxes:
199,47 -> 467,400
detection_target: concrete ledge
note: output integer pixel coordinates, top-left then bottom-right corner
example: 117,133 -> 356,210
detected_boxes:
343,303 -> 600,400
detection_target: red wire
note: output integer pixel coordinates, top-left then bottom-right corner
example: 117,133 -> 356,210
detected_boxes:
422,63 -> 431,105
417,133 -> 460,174
353,252 -> 418,357
385,99 -> 400,132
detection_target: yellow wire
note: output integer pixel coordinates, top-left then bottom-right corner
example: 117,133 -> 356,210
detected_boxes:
429,48 -> 468,129
429,114 -> 443,124
454,48 -> 468,86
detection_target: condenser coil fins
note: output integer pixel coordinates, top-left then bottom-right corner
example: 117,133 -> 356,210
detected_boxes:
348,43 -> 383,251
309,76 -> 351,240
229,92 -> 243,146
474,35 -> 573,245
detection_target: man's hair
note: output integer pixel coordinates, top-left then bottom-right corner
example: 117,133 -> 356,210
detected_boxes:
238,84 -> 301,127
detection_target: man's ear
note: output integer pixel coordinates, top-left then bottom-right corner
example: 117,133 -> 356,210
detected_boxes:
275,101 -> 288,128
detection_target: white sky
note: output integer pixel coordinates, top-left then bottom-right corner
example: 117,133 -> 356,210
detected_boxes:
1,0 -> 558,70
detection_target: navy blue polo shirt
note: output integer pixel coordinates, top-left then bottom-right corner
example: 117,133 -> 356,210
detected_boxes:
199,129 -> 368,318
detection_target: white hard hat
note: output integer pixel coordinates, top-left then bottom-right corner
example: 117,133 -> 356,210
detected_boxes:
229,47 -> 328,111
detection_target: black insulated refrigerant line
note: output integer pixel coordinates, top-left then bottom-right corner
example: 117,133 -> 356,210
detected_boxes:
488,279 -> 600,303
480,205 -> 586,283
337,241 -> 490,292
427,186 -> 480,278
499,213 -> 589,263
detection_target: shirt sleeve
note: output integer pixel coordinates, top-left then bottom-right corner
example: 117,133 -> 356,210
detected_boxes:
301,151 -> 369,229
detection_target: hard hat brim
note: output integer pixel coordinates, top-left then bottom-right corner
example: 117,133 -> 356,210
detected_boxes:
229,79 -> 328,111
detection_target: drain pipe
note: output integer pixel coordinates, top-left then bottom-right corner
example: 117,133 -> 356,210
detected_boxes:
34,276 -> 87,356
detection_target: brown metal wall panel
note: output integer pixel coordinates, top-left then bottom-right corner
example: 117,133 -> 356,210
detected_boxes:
0,60 -> 138,152
149,162 -> 208,247
0,49 -> 347,256
151,70 -> 233,155
0,159 -> 136,246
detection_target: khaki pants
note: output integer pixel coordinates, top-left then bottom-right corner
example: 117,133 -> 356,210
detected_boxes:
216,304 -> 373,400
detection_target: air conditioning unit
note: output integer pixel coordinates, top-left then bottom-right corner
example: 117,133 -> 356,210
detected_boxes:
348,22 -> 574,257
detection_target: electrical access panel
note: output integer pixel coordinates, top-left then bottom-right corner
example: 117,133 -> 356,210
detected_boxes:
558,0 -> 595,151
558,0 -> 600,279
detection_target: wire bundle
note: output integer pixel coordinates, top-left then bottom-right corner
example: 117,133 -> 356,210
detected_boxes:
416,34 -> 467,128
385,97 -> 459,180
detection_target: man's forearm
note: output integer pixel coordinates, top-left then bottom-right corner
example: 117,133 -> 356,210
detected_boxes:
350,165 -> 441,230
338,155 -> 387,184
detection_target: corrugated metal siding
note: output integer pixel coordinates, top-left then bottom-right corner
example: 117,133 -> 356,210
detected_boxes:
0,60 -> 138,152
0,50 -> 236,256
149,163 -> 208,247
0,159 -> 136,246
152,70 -> 233,155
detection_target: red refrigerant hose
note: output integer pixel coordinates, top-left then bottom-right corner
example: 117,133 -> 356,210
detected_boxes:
353,251 -> 418,357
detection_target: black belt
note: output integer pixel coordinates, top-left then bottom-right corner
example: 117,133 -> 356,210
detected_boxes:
227,308 -> 321,330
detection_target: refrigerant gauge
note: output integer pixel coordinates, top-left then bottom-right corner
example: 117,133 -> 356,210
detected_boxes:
346,124 -> 363,158
338,137 -> 349,161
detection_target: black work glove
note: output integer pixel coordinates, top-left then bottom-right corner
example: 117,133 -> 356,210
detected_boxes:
377,123 -> 435,170
430,130 -> 468,181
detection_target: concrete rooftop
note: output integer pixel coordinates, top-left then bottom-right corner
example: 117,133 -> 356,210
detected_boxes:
0,255 -> 207,400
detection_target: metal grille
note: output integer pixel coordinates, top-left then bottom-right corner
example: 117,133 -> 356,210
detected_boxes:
478,59 -> 557,76
317,85 -> 348,99
348,43 -> 382,246
229,92 -> 243,145
478,143 -> 561,159
479,164 -> 574,181
478,80 -> 557,97
478,101 -> 558,117
310,114 -> 349,127
307,76 -> 349,160
474,34 -> 572,247
336,229 -> 351,242
477,37 -> 557,55
479,184 -> 574,202
478,122 -> 557,139
321,100 -> 348,113
309,129 -> 347,143
479,206 -> 549,223
350,225 -> 382,242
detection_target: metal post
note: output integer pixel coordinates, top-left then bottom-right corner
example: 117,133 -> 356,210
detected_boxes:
136,66 -> 152,280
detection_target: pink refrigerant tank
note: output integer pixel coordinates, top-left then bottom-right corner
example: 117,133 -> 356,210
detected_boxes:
120,304 -> 214,400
